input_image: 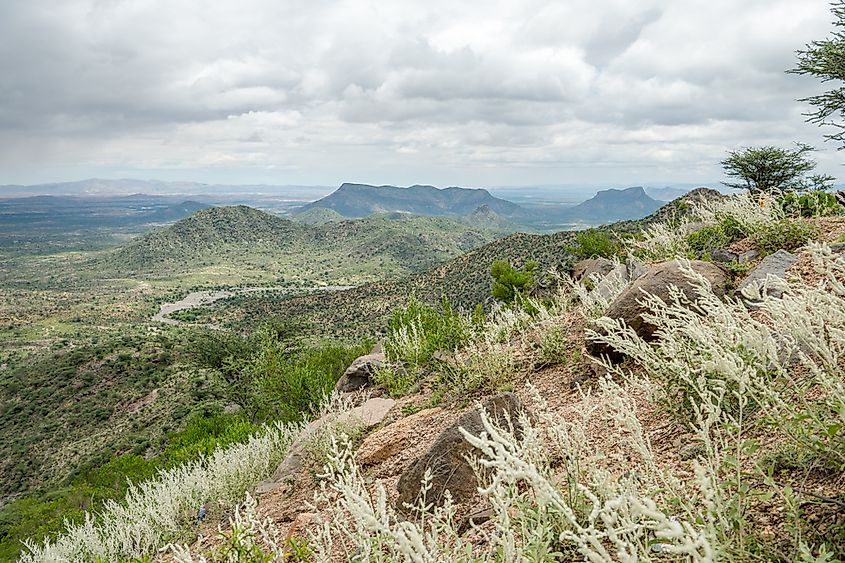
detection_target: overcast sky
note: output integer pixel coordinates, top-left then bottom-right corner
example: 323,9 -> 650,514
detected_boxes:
0,0 -> 841,188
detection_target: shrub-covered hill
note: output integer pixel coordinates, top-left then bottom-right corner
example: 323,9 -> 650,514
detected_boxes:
102,205 -> 507,283
198,194 -> 703,336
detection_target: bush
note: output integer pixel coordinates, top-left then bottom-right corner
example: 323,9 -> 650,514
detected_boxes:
750,219 -> 819,254
781,191 -> 843,217
569,229 -> 621,260
384,296 -> 474,371
490,259 -> 537,304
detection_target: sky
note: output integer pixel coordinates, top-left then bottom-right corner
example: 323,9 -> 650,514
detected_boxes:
0,0 -> 842,189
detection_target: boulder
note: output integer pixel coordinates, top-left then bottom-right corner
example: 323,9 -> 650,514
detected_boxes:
573,257 -> 615,282
738,249 -> 798,302
587,260 -> 728,360
396,393 -> 523,512
334,352 -> 386,392
271,397 -> 395,484
356,407 -> 443,466
625,257 -> 648,283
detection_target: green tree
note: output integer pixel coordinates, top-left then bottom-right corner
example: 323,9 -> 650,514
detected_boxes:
490,259 -> 537,304
791,1 -> 845,147
720,144 -> 833,194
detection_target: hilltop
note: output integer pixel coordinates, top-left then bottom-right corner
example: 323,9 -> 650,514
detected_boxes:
104,205 -> 508,284
297,183 -> 524,218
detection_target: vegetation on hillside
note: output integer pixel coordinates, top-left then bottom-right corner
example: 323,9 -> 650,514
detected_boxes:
164,184 -> 845,563
0,323 -> 369,560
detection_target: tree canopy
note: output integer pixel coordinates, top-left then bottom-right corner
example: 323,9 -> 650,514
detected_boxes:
720,144 -> 833,194
791,1 -> 845,147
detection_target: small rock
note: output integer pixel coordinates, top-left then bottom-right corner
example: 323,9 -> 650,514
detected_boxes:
335,352 -> 386,392
829,243 -> 845,254
573,257 -> 615,281
710,248 -> 738,263
396,393 -> 523,512
738,249 -> 798,301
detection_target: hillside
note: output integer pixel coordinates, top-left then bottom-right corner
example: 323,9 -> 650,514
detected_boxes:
297,183 -> 524,218
195,193 -> 694,336
292,207 -> 345,225
105,205 -> 508,284
17,190 -> 845,562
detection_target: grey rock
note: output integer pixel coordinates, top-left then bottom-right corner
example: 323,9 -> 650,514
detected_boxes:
737,249 -> 760,263
396,393 -> 523,512
573,257 -> 616,282
710,248 -> 738,263
829,243 -> 845,254
587,260 -> 728,361
624,257 -> 648,282
335,352 -> 386,392
738,249 -> 798,301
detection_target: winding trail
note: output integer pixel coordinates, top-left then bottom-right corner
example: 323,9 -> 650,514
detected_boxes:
152,286 -> 353,326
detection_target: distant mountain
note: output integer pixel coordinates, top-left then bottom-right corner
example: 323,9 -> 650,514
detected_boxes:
561,187 -> 662,223
0,194 -> 208,228
106,205 -> 506,283
297,183 -> 524,218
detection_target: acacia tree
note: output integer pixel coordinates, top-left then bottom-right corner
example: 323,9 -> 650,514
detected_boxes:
720,144 -> 833,194
791,1 -> 845,147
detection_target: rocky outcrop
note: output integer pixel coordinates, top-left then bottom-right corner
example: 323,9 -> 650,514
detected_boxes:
267,397 -> 396,488
356,407 -> 444,466
334,352 -> 386,392
738,249 -> 798,302
396,393 -> 523,512
588,260 -> 728,360
573,257 -> 616,281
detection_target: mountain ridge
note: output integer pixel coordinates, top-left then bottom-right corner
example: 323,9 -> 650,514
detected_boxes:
298,183 -> 524,218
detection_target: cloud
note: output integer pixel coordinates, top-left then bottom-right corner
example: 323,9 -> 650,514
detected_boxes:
0,0 -> 839,186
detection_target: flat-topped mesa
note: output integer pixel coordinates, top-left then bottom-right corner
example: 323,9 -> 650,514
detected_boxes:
298,183 -> 524,218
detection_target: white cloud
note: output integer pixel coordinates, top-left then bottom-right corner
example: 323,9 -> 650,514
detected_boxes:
0,0 -> 839,187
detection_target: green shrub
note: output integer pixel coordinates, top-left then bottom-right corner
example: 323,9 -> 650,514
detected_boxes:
490,260 -> 537,304
686,225 -> 732,255
750,219 -> 819,254
781,191 -> 843,217
568,229 -> 621,260
384,296 -> 473,370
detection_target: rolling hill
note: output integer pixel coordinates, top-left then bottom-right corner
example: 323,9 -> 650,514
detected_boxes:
207,190 -> 717,336
104,205 -> 509,284
297,183 -> 525,218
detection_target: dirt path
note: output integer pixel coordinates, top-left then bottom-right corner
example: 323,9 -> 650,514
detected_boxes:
152,286 -> 353,326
